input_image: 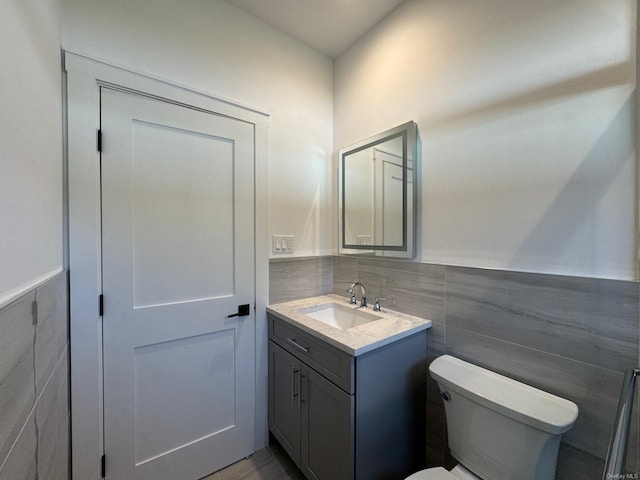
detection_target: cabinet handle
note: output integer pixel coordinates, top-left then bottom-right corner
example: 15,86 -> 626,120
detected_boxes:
292,367 -> 300,402
286,338 -> 310,353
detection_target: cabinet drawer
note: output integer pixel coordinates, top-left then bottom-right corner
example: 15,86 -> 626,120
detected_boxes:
269,314 -> 354,394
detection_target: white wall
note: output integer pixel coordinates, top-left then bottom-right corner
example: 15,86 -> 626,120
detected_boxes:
61,0 -> 335,258
0,0 -> 63,304
335,0 -> 637,280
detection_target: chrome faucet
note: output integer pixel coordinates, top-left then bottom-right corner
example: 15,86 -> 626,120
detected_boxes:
347,282 -> 367,308
373,297 -> 386,312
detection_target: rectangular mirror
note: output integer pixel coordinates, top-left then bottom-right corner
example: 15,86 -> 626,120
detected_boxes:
339,121 -> 419,258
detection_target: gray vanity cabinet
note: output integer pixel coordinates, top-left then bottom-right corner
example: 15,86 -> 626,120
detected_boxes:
269,341 -> 354,480
268,313 -> 427,480
269,343 -> 303,462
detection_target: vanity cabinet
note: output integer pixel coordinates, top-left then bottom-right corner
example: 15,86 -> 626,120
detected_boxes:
269,342 -> 353,480
268,313 -> 427,480
269,343 -> 303,463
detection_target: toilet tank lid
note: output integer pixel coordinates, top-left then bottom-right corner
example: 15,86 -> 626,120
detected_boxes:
429,355 -> 578,434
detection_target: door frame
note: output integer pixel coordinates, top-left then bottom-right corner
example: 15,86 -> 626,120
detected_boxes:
65,52 -> 270,480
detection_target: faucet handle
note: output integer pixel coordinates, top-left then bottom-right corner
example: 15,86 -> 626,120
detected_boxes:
346,284 -> 357,304
373,297 -> 386,312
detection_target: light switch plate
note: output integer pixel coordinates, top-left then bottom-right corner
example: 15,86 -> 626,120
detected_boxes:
272,235 -> 294,254
357,235 -> 372,246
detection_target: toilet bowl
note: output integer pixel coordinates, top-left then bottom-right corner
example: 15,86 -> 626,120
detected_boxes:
407,465 -> 479,480
406,355 -> 579,480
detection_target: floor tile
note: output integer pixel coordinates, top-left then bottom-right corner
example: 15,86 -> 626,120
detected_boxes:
205,443 -> 303,480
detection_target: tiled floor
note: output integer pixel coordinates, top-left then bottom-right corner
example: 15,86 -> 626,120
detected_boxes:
201,442 -> 305,480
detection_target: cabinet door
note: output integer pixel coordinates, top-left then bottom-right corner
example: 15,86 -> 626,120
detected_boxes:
269,341 -> 302,466
301,366 -> 354,480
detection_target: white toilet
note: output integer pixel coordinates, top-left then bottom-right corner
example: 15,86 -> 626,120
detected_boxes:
407,355 -> 579,480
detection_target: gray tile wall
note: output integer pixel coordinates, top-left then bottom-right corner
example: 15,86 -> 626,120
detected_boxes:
0,272 -> 69,480
445,267 -> 639,475
269,257 -> 334,304
327,256 -> 640,479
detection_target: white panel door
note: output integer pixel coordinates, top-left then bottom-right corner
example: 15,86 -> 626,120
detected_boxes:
100,87 -> 255,480
382,160 -> 403,246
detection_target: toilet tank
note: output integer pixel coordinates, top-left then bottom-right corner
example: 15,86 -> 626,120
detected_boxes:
430,355 -> 578,480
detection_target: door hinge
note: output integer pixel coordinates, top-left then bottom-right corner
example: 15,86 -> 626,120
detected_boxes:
99,294 -> 104,316
97,129 -> 102,152
101,454 -> 106,477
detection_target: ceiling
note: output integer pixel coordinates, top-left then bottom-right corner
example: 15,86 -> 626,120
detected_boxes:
225,0 -> 405,58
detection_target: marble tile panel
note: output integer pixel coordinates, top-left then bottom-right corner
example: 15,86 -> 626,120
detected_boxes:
36,348 -> 69,480
0,291 -> 36,464
0,412 -> 37,480
332,256 -> 358,298
342,257 -> 445,359
427,322 -> 445,364
446,326 -> 638,471
446,267 -> 639,373
49,413 -> 69,480
348,257 -> 446,359
34,273 -> 68,397
426,380 -> 446,468
356,258 -> 446,323
555,443 -> 605,480
269,257 -> 333,304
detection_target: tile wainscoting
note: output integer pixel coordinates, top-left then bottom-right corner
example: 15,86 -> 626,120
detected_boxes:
0,272 -> 69,480
269,256 -> 640,479
269,257 -> 334,304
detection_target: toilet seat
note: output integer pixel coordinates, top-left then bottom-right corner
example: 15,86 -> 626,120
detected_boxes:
405,465 -> 481,480
405,467 -> 458,480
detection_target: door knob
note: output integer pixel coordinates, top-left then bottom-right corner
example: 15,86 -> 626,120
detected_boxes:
227,304 -> 250,318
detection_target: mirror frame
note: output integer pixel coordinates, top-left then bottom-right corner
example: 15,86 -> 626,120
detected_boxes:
338,121 -> 419,258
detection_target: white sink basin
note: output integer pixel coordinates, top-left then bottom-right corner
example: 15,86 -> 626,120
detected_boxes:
298,303 -> 381,330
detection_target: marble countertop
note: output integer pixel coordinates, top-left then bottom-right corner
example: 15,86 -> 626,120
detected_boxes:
267,294 -> 432,356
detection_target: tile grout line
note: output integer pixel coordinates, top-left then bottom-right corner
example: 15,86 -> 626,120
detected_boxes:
0,342 -> 69,475
32,291 -> 40,480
